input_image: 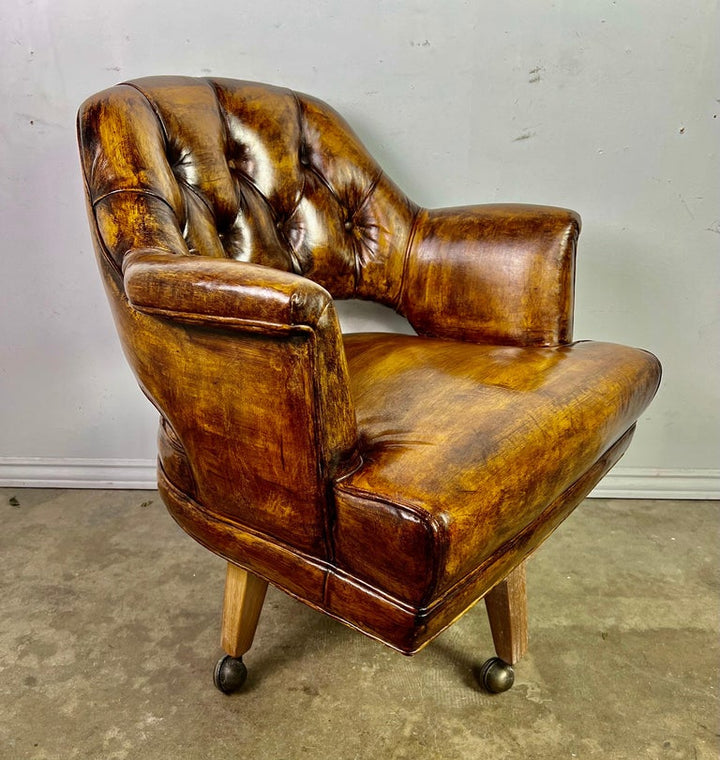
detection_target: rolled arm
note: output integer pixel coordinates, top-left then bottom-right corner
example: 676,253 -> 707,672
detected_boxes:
123,249 -> 333,331
118,249 -> 359,535
400,204 -> 581,346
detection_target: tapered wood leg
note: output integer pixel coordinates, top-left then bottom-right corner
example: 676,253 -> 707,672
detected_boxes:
220,563 -> 268,657
484,562 -> 529,665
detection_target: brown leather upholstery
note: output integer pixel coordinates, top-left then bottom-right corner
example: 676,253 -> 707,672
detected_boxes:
78,77 -> 660,662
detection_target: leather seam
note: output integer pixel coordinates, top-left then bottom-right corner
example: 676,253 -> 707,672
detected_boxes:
210,82 -> 304,274
292,96 -> 346,216
396,206 -> 422,312
294,90 -> 377,292
124,80 -> 222,230
205,77 -> 251,241
122,81 -> 171,147
420,425 -> 637,614
159,462 -> 419,616
349,170 -> 384,292
305,321 -> 337,603
89,208 -> 123,280
335,482 -> 433,524
176,175 -> 217,220
205,77 -> 232,154
125,305 -> 315,334
160,460 -> 330,571
114,82 -> 189,234
91,186 -> 178,212
288,88 -> 310,223
333,482 -> 446,603
160,419 -> 187,454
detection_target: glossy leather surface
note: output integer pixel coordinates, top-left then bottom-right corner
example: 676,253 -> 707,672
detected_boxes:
336,334 -> 659,605
404,205 -> 579,345
80,77 -> 415,305
78,76 -> 661,653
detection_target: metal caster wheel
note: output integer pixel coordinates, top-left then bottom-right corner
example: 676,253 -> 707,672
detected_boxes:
479,657 -> 515,693
213,655 -> 247,694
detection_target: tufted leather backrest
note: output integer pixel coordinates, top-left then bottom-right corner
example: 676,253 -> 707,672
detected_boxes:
78,76 -> 418,306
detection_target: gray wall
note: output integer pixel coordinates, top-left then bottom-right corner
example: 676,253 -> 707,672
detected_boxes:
1,0 -> 718,496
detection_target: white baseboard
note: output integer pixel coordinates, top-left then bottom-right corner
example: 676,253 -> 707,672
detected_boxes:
0,458 -> 157,490
588,468 -> 719,500
0,458 -> 718,500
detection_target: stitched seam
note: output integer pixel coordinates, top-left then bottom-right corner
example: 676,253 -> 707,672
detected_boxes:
205,78 -> 232,154
92,186 -> 178,212
294,90 -> 362,286
163,462 -> 421,616
397,206 -> 422,312
90,207 -> 124,280
302,300 -> 361,592
126,79 -> 230,232
210,82 -> 304,274
122,81 -> 171,146
126,305 -> 315,334
336,482 -> 431,521
299,326 -> 333,597
351,170 -> 384,293
304,319 -> 338,603
355,170 -> 383,216
420,426 -> 636,615
334,481 -> 446,603
326,566 -> 419,615
93,192 -> 180,281
289,88 -> 310,222
176,175 -> 216,219
205,76 -> 243,243
119,80 -> 194,237
160,460 -> 330,569
293,93 -> 344,207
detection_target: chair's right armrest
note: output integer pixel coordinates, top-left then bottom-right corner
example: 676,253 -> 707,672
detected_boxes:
400,204 -> 580,346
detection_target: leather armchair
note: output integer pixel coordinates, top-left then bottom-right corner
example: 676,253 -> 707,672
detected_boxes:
77,77 -> 661,694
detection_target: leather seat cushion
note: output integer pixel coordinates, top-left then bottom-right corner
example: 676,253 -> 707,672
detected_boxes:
332,334 -> 661,607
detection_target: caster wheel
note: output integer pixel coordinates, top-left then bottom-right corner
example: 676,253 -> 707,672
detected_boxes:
479,657 -> 515,693
213,655 -> 247,694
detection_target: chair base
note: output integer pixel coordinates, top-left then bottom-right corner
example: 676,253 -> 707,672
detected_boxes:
213,560 -> 528,694
160,426 -> 635,658
200,430 -> 632,692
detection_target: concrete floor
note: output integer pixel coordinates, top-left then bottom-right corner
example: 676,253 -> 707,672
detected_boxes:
0,489 -> 717,760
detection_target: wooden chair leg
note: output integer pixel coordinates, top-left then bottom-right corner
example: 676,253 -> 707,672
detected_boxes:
220,563 -> 268,657
484,561 -> 529,665
214,563 -> 269,694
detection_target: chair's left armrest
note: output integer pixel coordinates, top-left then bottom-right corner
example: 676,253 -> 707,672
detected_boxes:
121,248 -> 360,489
400,204 -> 581,346
123,248 -> 332,330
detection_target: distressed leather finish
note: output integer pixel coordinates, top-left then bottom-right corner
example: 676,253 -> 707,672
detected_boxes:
335,335 -> 660,607
78,76 -> 661,654
403,205 -> 579,345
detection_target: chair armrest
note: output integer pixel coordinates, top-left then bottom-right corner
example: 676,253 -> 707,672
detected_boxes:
400,204 -> 581,346
123,249 -> 332,330
119,249 -> 359,534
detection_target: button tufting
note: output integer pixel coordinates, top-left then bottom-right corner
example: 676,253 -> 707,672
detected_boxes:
344,220 -> 354,231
